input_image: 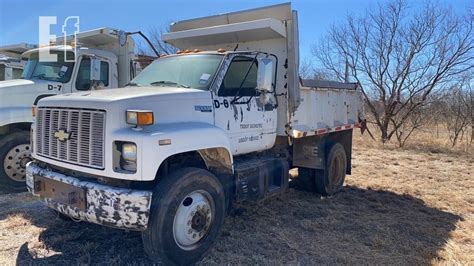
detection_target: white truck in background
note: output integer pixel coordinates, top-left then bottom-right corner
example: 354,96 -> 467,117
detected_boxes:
0,43 -> 37,81
27,3 -> 364,264
0,28 -> 141,189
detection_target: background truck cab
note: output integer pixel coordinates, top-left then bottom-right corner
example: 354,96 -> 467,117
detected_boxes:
0,27 -> 138,189
0,43 -> 37,81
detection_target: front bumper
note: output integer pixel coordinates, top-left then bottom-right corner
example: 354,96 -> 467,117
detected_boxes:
26,161 -> 153,231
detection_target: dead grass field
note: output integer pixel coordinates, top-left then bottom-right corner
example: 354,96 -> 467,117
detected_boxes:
0,132 -> 472,265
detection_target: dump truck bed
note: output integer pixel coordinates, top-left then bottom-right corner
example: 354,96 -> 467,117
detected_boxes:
0,43 -> 37,59
289,79 -> 364,138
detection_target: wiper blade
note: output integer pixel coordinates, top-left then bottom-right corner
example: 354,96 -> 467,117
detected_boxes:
150,80 -> 190,88
31,75 -> 60,82
125,82 -> 140,87
31,75 -> 47,80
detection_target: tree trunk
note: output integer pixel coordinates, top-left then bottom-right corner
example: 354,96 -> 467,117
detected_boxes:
381,123 -> 389,143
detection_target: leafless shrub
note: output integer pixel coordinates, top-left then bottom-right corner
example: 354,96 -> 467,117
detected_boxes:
391,101 -> 433,148
439,77 -> 472,147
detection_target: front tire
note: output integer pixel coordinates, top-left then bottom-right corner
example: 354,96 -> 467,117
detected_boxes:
0,131 -> 31,191
142,167 -> 226,265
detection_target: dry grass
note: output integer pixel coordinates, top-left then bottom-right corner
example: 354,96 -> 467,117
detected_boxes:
363,123 -> 473,155
0,130 -> 472,265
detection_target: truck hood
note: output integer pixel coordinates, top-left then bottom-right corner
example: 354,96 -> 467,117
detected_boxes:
0,79 -> 34,88
0,78 -> 65,126
0,79 -> 60,109
38,86 -> 214,127
39,86 -> 209,106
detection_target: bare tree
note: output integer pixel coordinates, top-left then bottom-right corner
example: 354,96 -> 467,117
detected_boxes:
313,0 -> 473,143
137,25 -> 178,56
299,58 -> 315,79
148,26 -> 179,55
299,58 -> 337,80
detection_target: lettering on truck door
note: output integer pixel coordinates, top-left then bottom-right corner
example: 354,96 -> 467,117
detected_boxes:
213,54 -> 276,154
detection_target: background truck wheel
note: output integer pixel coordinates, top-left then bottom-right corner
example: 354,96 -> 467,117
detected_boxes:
142,167 -> 226,265
315,143 -> 347,196
0,131 -> 31,191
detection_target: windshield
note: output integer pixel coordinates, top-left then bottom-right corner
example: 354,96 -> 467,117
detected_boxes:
130,54 -> 223,90
21,51 -> 75,82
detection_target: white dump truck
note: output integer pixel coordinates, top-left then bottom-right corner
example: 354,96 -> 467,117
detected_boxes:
0,43 -> 37,81
0,28 -> 141,189
27,3 -> 364,264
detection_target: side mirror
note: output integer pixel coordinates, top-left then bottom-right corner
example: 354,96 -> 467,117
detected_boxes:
256,58 -> 274,93
118,30 -> 127,47
89,57 -> 102,90
90,57 -> 101,82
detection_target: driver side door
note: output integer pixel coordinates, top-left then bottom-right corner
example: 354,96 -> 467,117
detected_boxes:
213,55 -> 276,155
73,56 -> 111,92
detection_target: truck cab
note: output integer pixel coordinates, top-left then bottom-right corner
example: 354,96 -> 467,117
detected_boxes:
0,28 -> 137,189
26,3 -> 364,264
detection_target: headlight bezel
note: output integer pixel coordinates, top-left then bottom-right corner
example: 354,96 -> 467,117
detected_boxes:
113,141 -> 138,174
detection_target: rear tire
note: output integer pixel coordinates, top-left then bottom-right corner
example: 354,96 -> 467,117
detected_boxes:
142,167 -> 226,265
0,131 -> 31,192
315,143 -> 347,196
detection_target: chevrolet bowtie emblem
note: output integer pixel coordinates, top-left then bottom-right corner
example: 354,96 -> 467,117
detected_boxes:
54,129 -> 72,142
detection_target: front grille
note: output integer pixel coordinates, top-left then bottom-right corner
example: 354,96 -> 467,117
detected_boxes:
36,107 -> 106,169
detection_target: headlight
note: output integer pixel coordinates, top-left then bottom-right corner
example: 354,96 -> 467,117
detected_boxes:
126,110 -> 154,126
122,143 -> 137,162
119,142 -> 137,172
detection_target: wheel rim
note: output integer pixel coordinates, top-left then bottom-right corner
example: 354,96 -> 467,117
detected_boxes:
173,190 -> 214,251
3,144 -> 32,182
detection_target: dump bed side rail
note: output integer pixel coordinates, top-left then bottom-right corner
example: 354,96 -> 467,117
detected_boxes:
289,79 -> 364,138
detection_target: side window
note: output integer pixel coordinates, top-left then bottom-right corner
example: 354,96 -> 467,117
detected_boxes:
100,61 -> 109,86
75,58 -> 91,90
0,65 -> 4,80
75,58 -> 110,90
218,56 -> 258,97
12,68 -> 22,79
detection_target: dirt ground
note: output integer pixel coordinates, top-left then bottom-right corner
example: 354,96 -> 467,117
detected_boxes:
0,136 -> 472,265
